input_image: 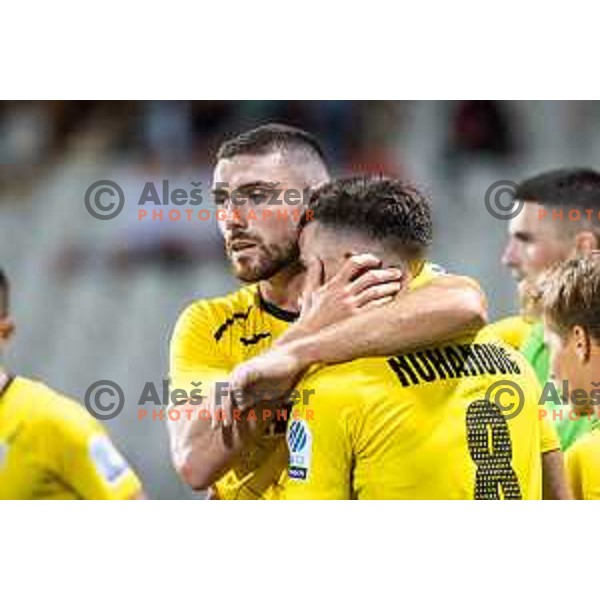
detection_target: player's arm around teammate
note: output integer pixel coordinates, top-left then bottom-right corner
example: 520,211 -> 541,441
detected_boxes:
225,259 -> 487,416
168,255 -> 485,491
283,259 -> 486,356
167,123 -> 486,494
167,257 -> 405,491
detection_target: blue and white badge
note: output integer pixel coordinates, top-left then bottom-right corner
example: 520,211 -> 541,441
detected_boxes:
89,436 -> 129,485
0,442 -> 7,470
287,419 -> 312,481
429,262 -> 447,275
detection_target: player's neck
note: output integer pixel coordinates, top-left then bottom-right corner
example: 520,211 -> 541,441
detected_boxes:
258,263 -> 305,313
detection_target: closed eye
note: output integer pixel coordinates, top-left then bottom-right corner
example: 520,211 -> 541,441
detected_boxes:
212,191 -> 228,206
514,231 -> 534,243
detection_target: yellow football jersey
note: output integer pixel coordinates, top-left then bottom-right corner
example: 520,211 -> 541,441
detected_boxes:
565,428 -> 600,499
170,283 -> 294,500
284,329 -> 546,500
540,413 -> 560,455
485,316 -> 561,455
0,376 -> 142,499
169,262 -> 451,499
484,315 -> 534,351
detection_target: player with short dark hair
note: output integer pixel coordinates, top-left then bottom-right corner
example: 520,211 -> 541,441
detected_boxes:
495,167 -> 600,449
0,269 -> 144,499
282,176 -> 552,499
516,168 -> 600,221
216,122 -> 327,163
507,168 -> 600,297
168,123 -> 489,499
302,175 -> 432,252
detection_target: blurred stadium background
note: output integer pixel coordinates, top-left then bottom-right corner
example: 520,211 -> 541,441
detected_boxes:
1,100 -> 599,499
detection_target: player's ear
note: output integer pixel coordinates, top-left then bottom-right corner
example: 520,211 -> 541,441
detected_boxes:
0,317 -> 15,342
574,230 -> 599,254
572,325 -> 591,364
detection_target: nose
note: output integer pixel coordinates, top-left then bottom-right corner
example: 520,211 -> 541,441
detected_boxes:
222,202 -> 248,231
502,238 -> 519,269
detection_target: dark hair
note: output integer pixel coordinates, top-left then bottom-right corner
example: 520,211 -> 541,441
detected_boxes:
516,168 -> 600,209
217,123 -> 326,163
0,269 -> 8,316
304,175 -> 432,257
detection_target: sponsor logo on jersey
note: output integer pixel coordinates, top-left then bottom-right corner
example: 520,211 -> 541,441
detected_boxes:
287,420 -> 312,481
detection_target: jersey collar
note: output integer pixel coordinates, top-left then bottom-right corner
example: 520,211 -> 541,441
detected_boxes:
256,290 -> 299,323
0,372 -> 15,401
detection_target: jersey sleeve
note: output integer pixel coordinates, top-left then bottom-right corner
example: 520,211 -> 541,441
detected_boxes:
284,377 -> 358,500
45,398 -> 142,499
411,262 -> 485,293
565,433 -> 600,499
169,300 -> 233,397
540,416 -> 561,454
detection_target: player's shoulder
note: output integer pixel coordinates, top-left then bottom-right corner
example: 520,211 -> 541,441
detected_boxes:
569,427 -> 600,459
416,261 -> 482,290
9,376 -> 102,438
174,285 -> 258,332
180,284 -> 258,318
484,315 -> 534,350
469,327 -> 539,383
409,261 -> 445,290
470,326 -> 529,363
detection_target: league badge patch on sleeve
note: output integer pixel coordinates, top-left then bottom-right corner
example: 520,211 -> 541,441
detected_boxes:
287,419 -> 312,481
89,436 -> 130,485
0,442 -> 7,470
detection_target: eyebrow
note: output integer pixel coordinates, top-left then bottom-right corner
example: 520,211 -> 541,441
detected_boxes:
514,230 -> 534,242
211,181 -> 271,195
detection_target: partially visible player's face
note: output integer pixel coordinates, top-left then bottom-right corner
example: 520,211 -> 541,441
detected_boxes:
0,315 -> 15,353
300,222 -> 399,282
502,202 -> 572,299
544,323 -> 592,405
213,153 -> 307,282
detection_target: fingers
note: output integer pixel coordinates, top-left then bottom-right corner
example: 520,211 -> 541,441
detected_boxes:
213,363 -> 260,429
333,254 -> 382,285
224,393 -> 234,428
347,267 -> 404,296
354,281 -> 403,309
211,388 -> 235,429
209,388 -> 221,429
229,362 -> 256,392
361,295 -> 397,310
